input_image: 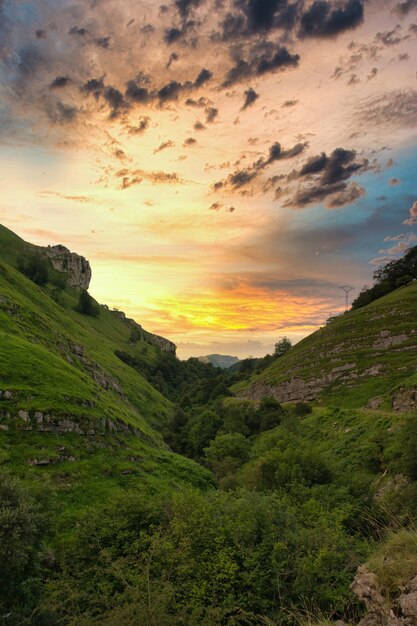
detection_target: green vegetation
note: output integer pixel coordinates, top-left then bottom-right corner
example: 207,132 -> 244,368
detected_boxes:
352,245 -> 417,310
2,225 -> 417,625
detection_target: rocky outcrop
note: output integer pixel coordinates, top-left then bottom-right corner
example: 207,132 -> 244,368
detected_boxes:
391,388 -> 417,413
0,407 -> 144,438
373,331 -> 408,350
111,309 -> 176,354
44,244 -> 91,290
351,566 -> 417,626
243,364 -> 356,403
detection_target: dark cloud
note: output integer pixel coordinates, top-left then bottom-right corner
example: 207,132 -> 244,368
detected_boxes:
158,80 -> 185,102
359,89 -> 417,128
215,140 -> 308,192
282,99 -> 298,107
205,106 -> 218,123
194,68 -> 213,87
49,75 -> 71,89
104,86 -> 129,118
157,69 -> 212,103
94,36 -> 111,49
242,87 -> 259,109
175,0 -> 204,19
125,80 -> 150,103
194,120 -> 206,130
185,96 -> 210,107
128,116 -> 151,135
219,0 -> 300,40
299,0 -> 364,39
81,77 -> 105,99
167,51 -> 179,68
256,141 -> 309,168
68,26 -> 89,37
154,139 -> 175,153
164,27 -> 183,44
223,46 -> 299,86
285,147 -> 370,208
394,0 -> 417,15
115,167 -> 183,189
183,137 -> 197,146
35,29 -> 47,40
229,169 -> 258,188
375,27 -> 406,46
46,101 -> 78,125
114,149 -> 127,160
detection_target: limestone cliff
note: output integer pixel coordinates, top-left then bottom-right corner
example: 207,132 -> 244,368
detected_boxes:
44,244 -> 92,290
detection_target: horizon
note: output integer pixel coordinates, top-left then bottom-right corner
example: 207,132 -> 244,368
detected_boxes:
1,0 -> 416,359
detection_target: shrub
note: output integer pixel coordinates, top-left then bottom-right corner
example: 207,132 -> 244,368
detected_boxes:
18,253 -> 49,285
75,289 -> 100,317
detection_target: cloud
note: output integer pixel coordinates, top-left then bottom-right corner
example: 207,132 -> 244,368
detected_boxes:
49,75 -> 71,89
394,0 -> 417,16
403,200 -> 417,225
205,106 -> 218,123
214,140 -> 309,192
127,116 -> 151,135
359,89 -> 417,129
285,147 -> 370,208
282,99 -> 298,107
46,101 -> 78,125
242,87 -> 259,110
388,177 -> 401,185
299,0 -> 364,39
115,167 -> 184,189
154,140 -> 175,153
223,46 -> 300,86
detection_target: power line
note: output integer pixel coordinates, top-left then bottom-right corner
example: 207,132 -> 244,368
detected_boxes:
340,285 -> 354,311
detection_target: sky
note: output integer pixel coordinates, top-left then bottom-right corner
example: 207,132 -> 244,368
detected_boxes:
0,0 -> 417,359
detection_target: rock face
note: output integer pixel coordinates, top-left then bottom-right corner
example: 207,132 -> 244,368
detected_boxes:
349,566 -> 417,626
44,244 -> 91,290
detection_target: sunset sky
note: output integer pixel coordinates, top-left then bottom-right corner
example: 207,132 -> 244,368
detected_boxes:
1,0 -> 417,358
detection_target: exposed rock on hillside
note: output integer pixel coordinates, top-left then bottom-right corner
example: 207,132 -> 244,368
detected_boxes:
44,244 -> 91,289
112,309 -> 177,353
351,566 -> 417,626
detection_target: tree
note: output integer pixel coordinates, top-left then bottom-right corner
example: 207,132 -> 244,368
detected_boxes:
76,289 -> 100,317
274,337 -> 292,357
188,410 -> 222,456
18,253 -> 49,285
204,433 -> 250,484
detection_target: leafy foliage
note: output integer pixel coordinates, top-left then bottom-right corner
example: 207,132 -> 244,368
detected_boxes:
75,289 -> 100,317
18,252 -> 49,285
352,245 -> 417,310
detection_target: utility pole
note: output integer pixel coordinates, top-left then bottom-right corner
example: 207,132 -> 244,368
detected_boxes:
340,285 -> 354,312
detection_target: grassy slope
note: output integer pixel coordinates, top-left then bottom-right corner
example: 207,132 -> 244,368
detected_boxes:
236,282 -> 417,408
0,225 -> 212,524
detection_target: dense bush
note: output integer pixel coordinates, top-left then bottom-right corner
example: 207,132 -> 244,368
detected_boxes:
18,253 -> 49,285
0,472 -> 44,621
75,289 -> 100,317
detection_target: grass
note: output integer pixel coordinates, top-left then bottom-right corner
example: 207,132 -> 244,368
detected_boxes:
0,224 -> 217,532
367,529 -> 417,594
236,282 -> 417,409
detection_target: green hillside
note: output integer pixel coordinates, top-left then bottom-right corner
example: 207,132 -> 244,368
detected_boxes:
0,225 -> 212,514
237,281 -> 417,409
2,225 -> 417,626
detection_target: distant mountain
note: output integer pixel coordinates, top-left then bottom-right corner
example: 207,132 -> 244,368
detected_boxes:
197,354 -> 240,369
